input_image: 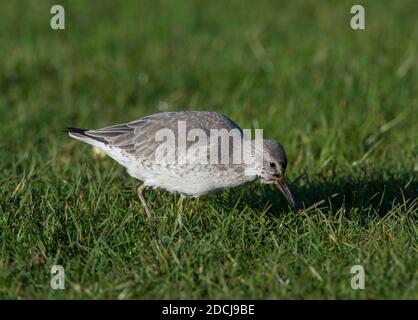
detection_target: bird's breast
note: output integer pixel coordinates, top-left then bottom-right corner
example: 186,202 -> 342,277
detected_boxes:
127,162 -> 254,196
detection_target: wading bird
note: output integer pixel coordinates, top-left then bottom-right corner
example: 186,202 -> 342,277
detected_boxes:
67,111 -> 296,220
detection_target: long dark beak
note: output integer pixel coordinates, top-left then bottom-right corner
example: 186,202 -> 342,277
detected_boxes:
275,177 -> 297,211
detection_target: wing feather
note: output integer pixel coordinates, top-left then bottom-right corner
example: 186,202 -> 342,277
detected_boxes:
80,111 -> 244,161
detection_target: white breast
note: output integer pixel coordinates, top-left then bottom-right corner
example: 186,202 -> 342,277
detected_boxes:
101,144 -> 258,196
127,162 -> 254,196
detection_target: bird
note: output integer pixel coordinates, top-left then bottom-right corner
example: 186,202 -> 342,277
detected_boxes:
67,111 -> 296,220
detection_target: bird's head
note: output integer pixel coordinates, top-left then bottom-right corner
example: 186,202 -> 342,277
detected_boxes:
258,139 -> 297,210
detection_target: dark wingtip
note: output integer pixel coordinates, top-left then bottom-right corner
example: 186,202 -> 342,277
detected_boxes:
65,127 -> 88,134
65,127 -> 108,145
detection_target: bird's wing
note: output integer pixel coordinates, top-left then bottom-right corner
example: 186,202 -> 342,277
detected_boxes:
82,111 -> 244,162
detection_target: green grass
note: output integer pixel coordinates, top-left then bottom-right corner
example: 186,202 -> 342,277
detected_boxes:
0,0 -> 417,299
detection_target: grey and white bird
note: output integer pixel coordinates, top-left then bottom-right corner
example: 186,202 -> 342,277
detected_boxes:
67,111 -> 296,220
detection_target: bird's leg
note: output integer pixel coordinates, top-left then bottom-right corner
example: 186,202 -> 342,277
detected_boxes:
177,195 -> 185,211
187,197 -> 201,217
175,195 -> 186,228
137,183 -> 152,221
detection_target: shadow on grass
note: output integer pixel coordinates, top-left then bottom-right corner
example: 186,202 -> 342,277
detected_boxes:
214,170 -> 418,217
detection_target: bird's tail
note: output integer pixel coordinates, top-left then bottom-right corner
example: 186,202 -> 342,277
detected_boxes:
66,127 -> 107,147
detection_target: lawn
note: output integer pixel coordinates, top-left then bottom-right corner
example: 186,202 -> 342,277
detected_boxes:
0,0 -> 417,299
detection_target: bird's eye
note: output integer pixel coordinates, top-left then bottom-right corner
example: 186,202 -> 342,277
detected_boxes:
269,162 -> 276,168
